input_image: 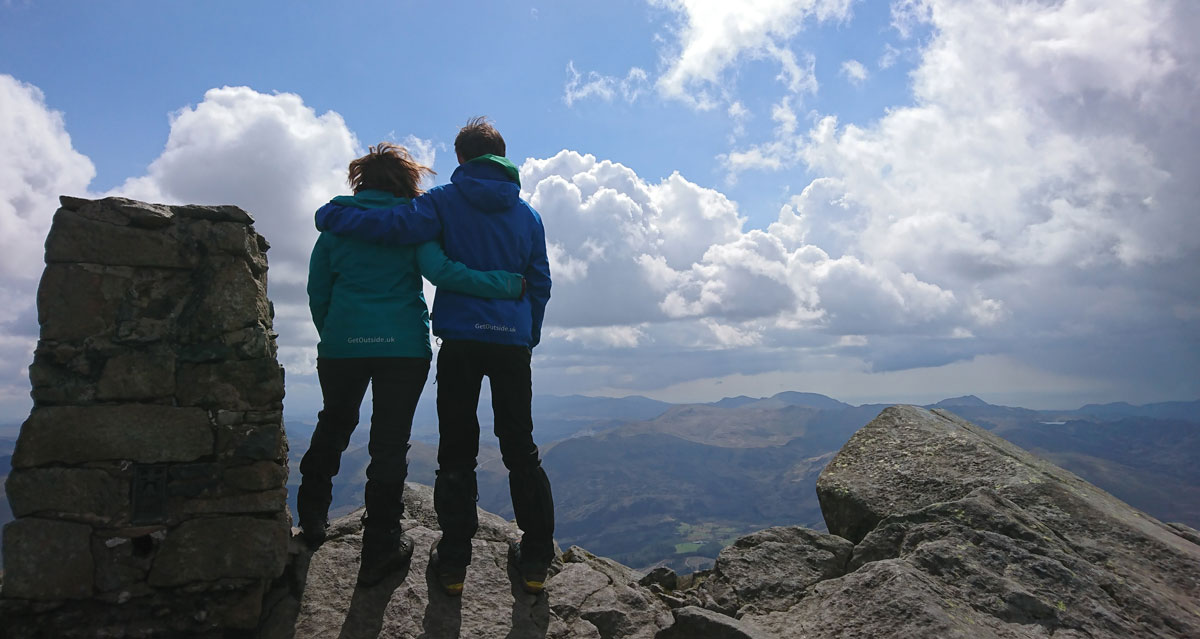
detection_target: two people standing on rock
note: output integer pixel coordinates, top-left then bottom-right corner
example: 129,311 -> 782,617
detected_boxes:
299,117 -> 556,595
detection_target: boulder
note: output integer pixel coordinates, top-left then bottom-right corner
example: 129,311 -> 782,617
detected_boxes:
713,405 -> 1200,638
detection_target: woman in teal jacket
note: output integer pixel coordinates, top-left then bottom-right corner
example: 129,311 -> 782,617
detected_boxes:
298,143 -> 523,587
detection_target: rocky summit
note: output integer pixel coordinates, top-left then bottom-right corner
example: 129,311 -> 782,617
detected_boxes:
258,482 -> 675,638
264,405 -> 1199,638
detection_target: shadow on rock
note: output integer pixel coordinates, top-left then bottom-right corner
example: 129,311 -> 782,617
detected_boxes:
419,554 -> 463,638
257,534 -> 317,639
337,561 -> 412,639
506,549 -> 550,639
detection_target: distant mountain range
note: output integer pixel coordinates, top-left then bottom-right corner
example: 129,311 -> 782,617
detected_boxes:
5,394 -> 1199,571
277,392 -> 1200,571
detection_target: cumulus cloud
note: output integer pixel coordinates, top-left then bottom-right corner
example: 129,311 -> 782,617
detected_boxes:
0,75 -> 95,294
705,0 -> 1200,399
518,149 -> 979,372
650,0 -> 849,104
0,74 -> 96,416
531,0 -> 1198,404
564,0 -> 844,109
793,0 -> 1200,274
4,0 -> 1197,414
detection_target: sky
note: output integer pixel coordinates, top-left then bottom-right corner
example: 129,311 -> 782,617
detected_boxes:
1,0 -> 1197,422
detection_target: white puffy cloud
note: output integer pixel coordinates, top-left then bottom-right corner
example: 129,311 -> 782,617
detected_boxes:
0,74 -> 96,417
651,0 -> 850,104
4,0 -> 1196,415
565,0 -> 846,109
519,149 -> 978,371
794,0 -> 1199,279
713,0 -> 1199,398
532,0 -> 1198,404
0,75 -> 95,295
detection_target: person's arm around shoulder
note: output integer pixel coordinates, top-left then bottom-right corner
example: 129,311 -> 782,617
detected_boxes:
314,191 -> 443,245
307,234 -> 335,334
415,241 -> 524,299
524,210 -> 552,348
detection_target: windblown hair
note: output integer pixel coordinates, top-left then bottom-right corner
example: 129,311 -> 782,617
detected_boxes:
454,116 -> 506,162
347,142 -> 435,197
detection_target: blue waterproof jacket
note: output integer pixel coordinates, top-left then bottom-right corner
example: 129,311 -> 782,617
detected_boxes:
308,190 -> 525,359
315,156 -> 552,348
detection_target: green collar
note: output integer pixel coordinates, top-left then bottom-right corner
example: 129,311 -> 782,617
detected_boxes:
330,189 -> 413,208
467,154 -> 520,186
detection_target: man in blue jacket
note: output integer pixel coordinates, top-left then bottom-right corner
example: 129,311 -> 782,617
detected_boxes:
316,117 -> 554,596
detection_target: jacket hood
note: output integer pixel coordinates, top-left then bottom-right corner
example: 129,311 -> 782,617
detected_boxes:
452,156 -> 521,212
329,190 -> 412,209
316,191 -> 412,230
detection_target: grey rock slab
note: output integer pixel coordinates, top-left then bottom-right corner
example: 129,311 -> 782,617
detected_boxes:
149,515 -> 289,586
1,517 -> 95,599
173,203 -> 254,224
742,559 -> 1022,639
223,460 -> 289,492
638,566 -> 677,590
6,467 -> 128,523
695,525 -> 852,615
177,487 -> 288,515
549,546 -> 674,639
654,606 -> 769,639
849,487 -> 1200,637
12,404 -> 213,467
64,196 -> 177,229
178,357 -> 284,411
1167,521 -> 1200,546
35,263 -> 122,342
44,204 -> 191,268
95,348 -> 177,400
810,404 -> 1200,638
215,419 -> 288,462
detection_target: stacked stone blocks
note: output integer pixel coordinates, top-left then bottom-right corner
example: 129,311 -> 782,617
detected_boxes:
2,196 -> 288,636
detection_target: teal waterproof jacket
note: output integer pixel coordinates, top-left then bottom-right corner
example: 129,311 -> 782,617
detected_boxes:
308,190 -> 525,359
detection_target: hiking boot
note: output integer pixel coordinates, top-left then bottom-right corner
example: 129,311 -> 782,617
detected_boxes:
357,531 -> 414,588
296,483 -> 331,550
509,540 -> 551,594
297,508 -> 328,550
429,541 -> 468,597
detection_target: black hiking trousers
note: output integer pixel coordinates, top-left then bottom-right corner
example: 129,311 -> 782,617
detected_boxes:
433,339 -> 555,568
298,356 -> 430,534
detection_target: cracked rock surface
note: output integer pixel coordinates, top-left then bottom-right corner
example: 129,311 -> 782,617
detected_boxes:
261,406 -> 1200,638
259,483 -> 673,638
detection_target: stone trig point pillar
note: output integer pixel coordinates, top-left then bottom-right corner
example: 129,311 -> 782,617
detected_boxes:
1,196 -> 289,637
